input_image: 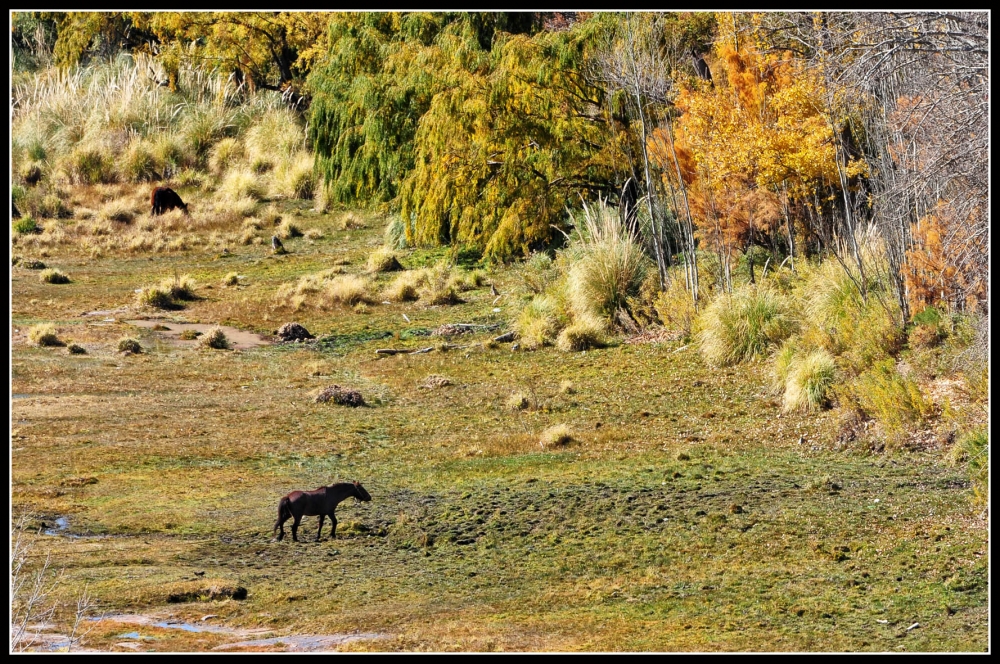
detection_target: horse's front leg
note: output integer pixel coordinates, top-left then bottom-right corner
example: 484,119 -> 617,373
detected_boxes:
291,514 -> 302,542
316,514 -> 325,542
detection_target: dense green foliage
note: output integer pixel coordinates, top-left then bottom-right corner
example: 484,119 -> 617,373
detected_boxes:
307,13 -> 622,260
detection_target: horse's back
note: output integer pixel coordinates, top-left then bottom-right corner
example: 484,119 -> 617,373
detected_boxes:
284,487 -> 329,515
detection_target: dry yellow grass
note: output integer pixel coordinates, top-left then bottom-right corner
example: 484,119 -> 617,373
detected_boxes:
322,275 -> 375,307
539,424 -> 574,449
517,295 -> 564,350
556,314 -> 606,352
28,323 -> 62,346
366,246 -> 404,273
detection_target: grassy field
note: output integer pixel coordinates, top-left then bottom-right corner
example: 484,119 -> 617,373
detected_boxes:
10,192 -> 988,652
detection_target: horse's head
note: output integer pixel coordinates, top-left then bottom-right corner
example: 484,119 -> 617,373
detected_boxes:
352,480 -> 372,502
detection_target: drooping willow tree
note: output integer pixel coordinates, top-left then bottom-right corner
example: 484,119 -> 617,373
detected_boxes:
309,12 -> 630,260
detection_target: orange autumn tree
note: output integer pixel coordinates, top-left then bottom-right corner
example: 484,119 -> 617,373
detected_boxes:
904,202 -> 988,315
656,40 -> 840,290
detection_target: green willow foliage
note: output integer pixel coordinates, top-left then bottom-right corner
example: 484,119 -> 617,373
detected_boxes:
309,12 -> 626,260
308,13 -> 447,207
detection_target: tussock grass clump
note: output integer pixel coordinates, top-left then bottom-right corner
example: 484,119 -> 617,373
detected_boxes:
13,216 -> 41,235
799,248 -> 903,373
539,424 -> 574,449
229,196 -> 260,218
200,327 -> 230,350
781,349 -> 837,412
449,269 -> 486,292
119,141 -> 158,182
161,274 -> 197,301
259,204 -> 282,227
39,268 -> 70,284
20,161 -> 45,186
67,343 -> 87,354
303,228 -> 324,240
21,259 -> 46,270
516,295 -> 565,350
559,380 -> 575,394
276,152 -> 316,200
137,286 -> 175,309
222,272 -> 240,287
839,359 -> 932,442
276,218 -> 303,240
97,198 -> 135,224
506,392 -> 531,411
150,135 -> 189,176
29,323 -> 62,347
566,198 -> 649,323
419,265 -> 463,305
322,275 -> 375,307
382,270 -> 424,302
117,337 -> 143,354
383,215 -> 409,250
65,144 -> 115,184
220,168 -> 266,201
697,285 -> 796,367
556,314 -> 607,352
245,107 -> 305,165
275,270 -> 340,308
208,138 -> 244,175
37,194 -> 71,219
367,246 -> 404,273
179,329 -> 201,340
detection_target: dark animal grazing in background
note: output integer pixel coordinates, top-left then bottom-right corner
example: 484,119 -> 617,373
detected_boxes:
271,235 -> 285,254
274,481 -> 372,542
150,187 -> 189,216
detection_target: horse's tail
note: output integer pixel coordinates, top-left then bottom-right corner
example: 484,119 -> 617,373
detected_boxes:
274,496 -> 291,533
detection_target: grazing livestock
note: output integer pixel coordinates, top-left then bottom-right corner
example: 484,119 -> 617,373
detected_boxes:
274,481 -> 372,542
271,235 -> 286,254
150,187 -> 189,216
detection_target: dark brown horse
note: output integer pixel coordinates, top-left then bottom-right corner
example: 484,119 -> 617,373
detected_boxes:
150,186 -> 189,216
273,481 -> 372,542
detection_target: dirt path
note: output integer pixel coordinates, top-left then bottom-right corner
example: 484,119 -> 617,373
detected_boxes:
126,319 -> 271,350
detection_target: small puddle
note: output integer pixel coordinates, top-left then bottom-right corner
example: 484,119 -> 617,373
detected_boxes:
42,516 -> 70,536
41,516 -> 103,540
92,614 -> 272,637
126,320 -> 271,350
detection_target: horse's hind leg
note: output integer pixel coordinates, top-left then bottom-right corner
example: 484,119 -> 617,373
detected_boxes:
316,514 -> 325,542
275,518 -> 286,541
330,514 -> 338,540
